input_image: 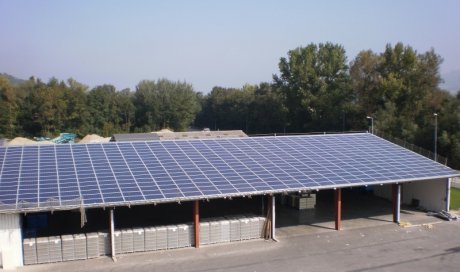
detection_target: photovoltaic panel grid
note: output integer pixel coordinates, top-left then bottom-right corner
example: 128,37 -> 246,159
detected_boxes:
0,133 -> 458,213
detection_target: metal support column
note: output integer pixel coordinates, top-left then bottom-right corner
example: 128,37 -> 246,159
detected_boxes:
446,178 -> 451,212
271,194 -> 276,241
392,184 -> 401,223
334,188 -> 342,230
110,209 -> 116,261
194,200 -> 200,248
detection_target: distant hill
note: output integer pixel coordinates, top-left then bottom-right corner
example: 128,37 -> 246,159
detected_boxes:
0,73 -> 26,85
441,70 -> 460,94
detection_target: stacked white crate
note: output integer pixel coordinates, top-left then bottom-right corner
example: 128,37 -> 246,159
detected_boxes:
155,226 -> 167,250
113,231 -> 122,254
97,232 -> 110,256
209,219 -> 222,244
36,237 -> 50,264
249,218 -> 260,239
73,234 -> 87,260
48,236 -> 62,263
61,234 -> 75,261
167,225 -> 179,249
199,221 -> 210,245
23,238 -> 37,265
239,217 -> 251,240
220,219 -> 230,243
144,227 -> 156,251
86,232 -> 99,259
177,224 -> 192,248
257,217 -> 266,238
227,216 -> 241,242
121,229 -> 134,254
132,228 -> 145,252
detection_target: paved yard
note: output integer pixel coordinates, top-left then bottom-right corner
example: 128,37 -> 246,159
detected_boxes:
19,217 -> 460,272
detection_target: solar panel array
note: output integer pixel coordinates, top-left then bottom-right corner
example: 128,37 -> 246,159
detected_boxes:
0,133 -> 457,213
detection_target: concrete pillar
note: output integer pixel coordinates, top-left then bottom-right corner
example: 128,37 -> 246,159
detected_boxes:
194,200 -> 200,248
392,184 -> 401,223
110,209 -> 116,260
334,189 -> 342,230
446,178 -> 452,212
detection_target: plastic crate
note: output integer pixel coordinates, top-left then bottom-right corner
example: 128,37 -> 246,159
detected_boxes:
199,221 -> 210,245
167,225 -> 179,249
113,231 -> 122,254
36,237 -> 50,264
177,224 -> 192,248
48,236 -> 62,263
155,226 -> 167,250
98,232 -> 110,256
220,220 -> 230,243
121,229 -> 134,253
23,238 -> 37,265
144,227 -> 156,251
132,228 -> 145,252
61,235 -> 75,261
73,234 -> 87,260
86,232 -> 99,259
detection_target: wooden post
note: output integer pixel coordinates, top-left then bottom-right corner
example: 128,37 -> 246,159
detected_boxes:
194,200 -> 200,248
334,188 -> 342,230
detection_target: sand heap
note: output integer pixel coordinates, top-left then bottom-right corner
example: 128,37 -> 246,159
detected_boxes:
8,137 -> 54,146
78,134 -> 110,143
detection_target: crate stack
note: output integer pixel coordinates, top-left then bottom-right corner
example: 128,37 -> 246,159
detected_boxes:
177,224 -> 192,248
23,238 -> 37,265
36,237 -> 50,264
86,233 -> 99,259
220,219 -> 230,243
73,234 -> 87,260
121,229 -> 134,254
239,217 -> 251,240
97,232 -> 110,256
199,220 -> 210,245
227,216 -> 241,242
257,217 -> 266,238
167,225 -> 179,249
155,226 -> 168,250
144,226 -> 156,251
61,235 -> 75,261
48,236 -> 62,263
113,231 -> 122,254
132,228 -> 145,252
210,220 -> 222,244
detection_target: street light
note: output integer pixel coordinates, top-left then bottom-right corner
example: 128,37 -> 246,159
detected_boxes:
366,116 -> 374,134
434,113 -> 438,162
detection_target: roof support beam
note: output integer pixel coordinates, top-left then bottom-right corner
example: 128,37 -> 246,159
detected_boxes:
334,188 -> 342,230
270,195 -> 277,240
194,200 -> 200,248
392,184 -> 401,223
110,209 -> 116,261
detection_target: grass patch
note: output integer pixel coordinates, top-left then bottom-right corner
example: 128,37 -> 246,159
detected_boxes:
450,187 -> 460,210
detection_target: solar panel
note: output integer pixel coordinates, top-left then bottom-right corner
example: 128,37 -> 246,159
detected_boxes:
0,133 -> 458,213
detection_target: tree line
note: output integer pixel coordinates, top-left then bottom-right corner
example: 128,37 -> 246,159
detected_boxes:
1,42 -> 459,168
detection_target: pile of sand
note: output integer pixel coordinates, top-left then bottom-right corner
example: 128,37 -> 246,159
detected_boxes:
8,137 -> 54,146
78,134 -> 110,143
157,128 -> 174,133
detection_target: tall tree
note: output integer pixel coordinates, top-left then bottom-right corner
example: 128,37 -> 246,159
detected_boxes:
273,42 -> 352,132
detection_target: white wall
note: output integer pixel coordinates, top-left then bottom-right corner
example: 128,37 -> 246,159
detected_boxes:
402,178 -> 448,212
372,179 -> 448,212
0,213 -> 23,269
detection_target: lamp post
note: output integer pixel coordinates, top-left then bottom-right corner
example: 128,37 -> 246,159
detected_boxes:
434,113 -> 438,162
366,116 -> 374,134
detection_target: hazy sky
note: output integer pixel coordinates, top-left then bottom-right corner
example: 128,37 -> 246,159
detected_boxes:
1,0 -> 459,93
